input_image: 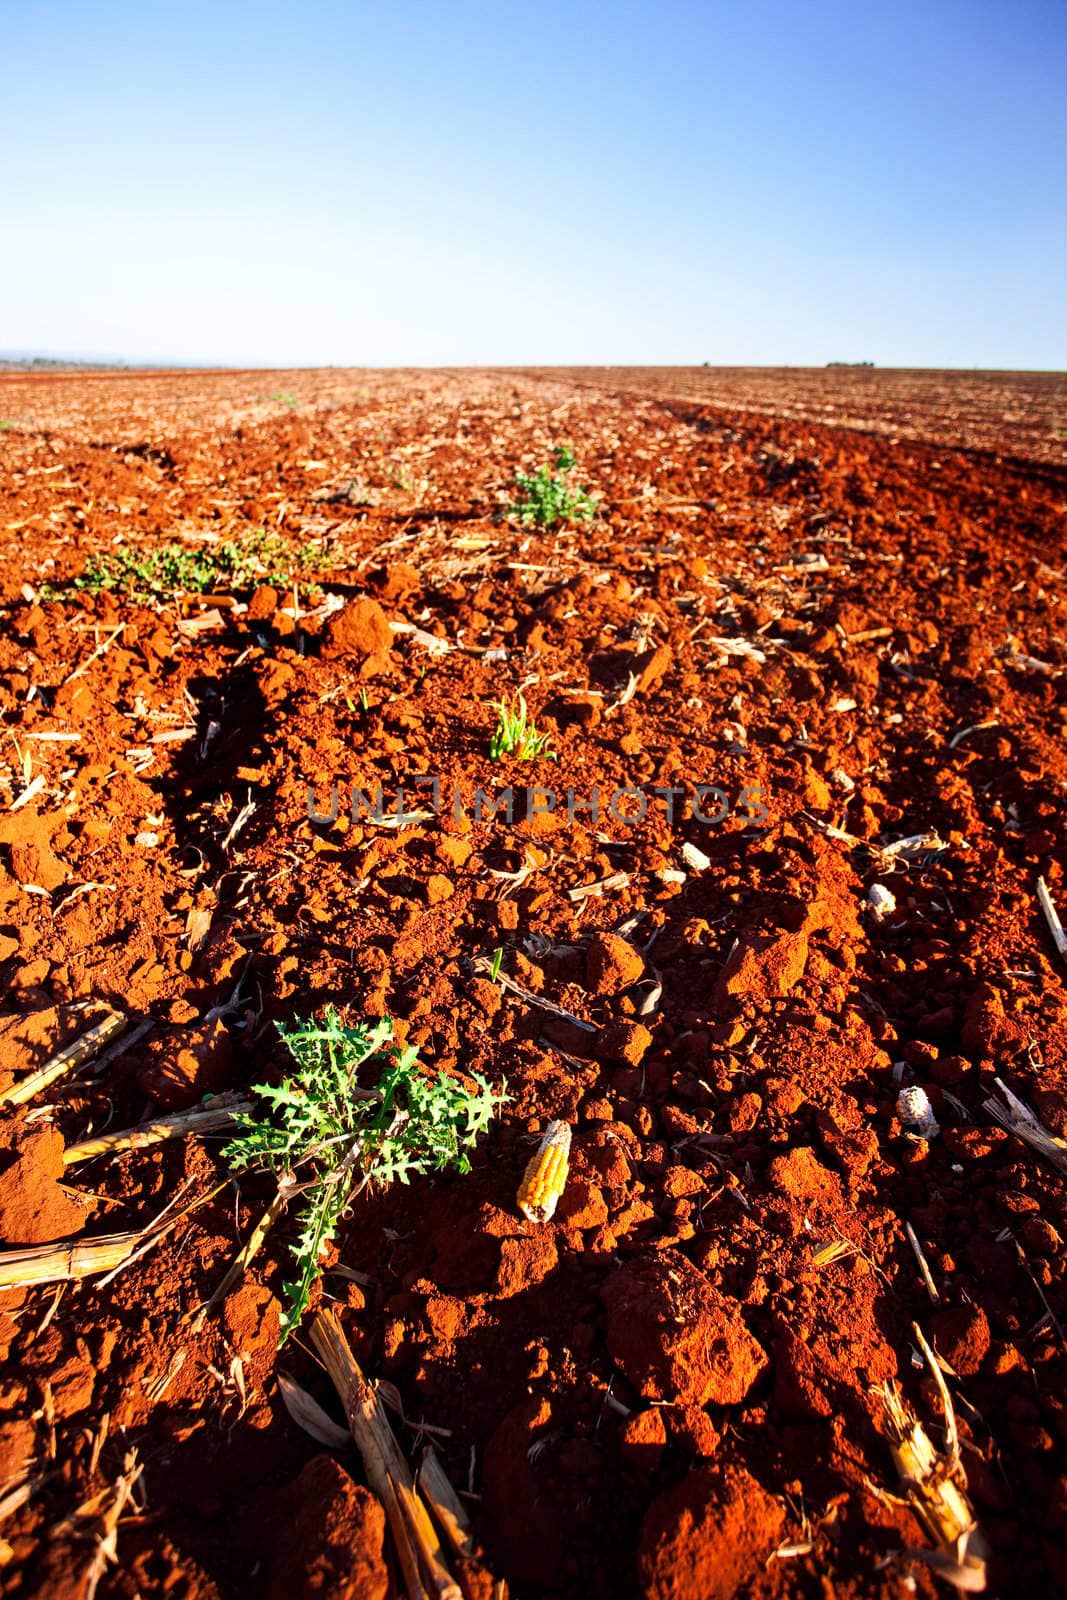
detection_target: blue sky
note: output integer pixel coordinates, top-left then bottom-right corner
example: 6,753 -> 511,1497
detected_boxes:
4,1 -> 1065,367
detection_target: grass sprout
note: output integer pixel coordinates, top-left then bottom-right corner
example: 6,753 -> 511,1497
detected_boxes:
222,1008 -> 506,1340
509,444 -> 597,529
489,692 -> 555,761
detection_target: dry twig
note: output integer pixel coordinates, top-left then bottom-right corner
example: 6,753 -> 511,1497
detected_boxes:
52,1449 -> 141,1600
904,1220 -> 940,1303
472,957 -> 597,1033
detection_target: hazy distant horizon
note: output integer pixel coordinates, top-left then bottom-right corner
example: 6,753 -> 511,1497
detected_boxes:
3,351 -> 1066,377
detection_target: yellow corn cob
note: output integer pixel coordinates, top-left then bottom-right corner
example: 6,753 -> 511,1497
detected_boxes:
517,1120 -> 572,1223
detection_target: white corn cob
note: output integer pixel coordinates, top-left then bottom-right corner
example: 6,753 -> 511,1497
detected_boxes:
867,883 -> 897,923
897,1085 -> 939,1140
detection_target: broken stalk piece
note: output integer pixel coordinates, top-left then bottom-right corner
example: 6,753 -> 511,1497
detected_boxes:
64,1092 -> 251,1163
1036,875 -> 1067,964
0,1181 -> 208,1290
877,1323 -> 987,1592
983,1078 -> 1067,1176
0,1010 -> 127,1108
310,1308 -> 461,1600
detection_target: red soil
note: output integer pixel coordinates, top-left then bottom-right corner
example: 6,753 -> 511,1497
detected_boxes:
525,366 -> 1067,467
0,367 -> 1064,1599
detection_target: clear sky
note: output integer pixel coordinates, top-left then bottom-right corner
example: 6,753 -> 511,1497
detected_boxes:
4,0 -> 1065,368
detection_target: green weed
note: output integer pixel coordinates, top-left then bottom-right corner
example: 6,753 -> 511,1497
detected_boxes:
48,531 -> 333,601
270,390 -> 298,409
223,1008 -> 506,1340
509,445 -> 597,529
489,691 -> 555,761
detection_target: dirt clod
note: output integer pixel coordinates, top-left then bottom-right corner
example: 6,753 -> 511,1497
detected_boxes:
603,1252 -> 769,1406
321,597 -> 393,659
638,1459 -> 786,1600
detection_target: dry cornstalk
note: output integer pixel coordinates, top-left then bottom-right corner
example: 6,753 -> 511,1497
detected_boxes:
0,1011 -> 127,1108
190,1186 -> 290,1330
877,1322 -> 987,1591
566,871 -> 630,903
0,1183 -> 204,1290
310,1308 -> 461,1600
52,1448 -> 141,1600
13,1234 -> 143,1295
1036,875 -> 1067,963
419,1446 -> 507,1600
418,1447 -> 474,1561
0,1230 -> 150,1291
983,1078 -> 1067,1176
0,1471 -> 48,1523
811,1238 -> 855,1267
904,1220 -> 940,1303
64,1092 -> 251,1164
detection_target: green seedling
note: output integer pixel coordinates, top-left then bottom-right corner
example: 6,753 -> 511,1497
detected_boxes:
509,444 -> 597,529
489,691 -> 555,762
223,1008 -> 506,1340
270,390 -> 298,409
489,947 -> 504,983
48,530 -> 333,601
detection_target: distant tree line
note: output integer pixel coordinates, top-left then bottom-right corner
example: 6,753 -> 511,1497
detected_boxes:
0,356 -> 129,370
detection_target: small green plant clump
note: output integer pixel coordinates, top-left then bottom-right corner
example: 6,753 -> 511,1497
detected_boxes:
223,1009 -> 506,1340
51,530 -> 333,601
489,691 -> 555,761
509,445 -> 597,528
269,389 -> 299,408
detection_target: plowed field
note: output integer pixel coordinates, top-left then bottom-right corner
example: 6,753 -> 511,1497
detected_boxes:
0,366 -> 1065,1600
